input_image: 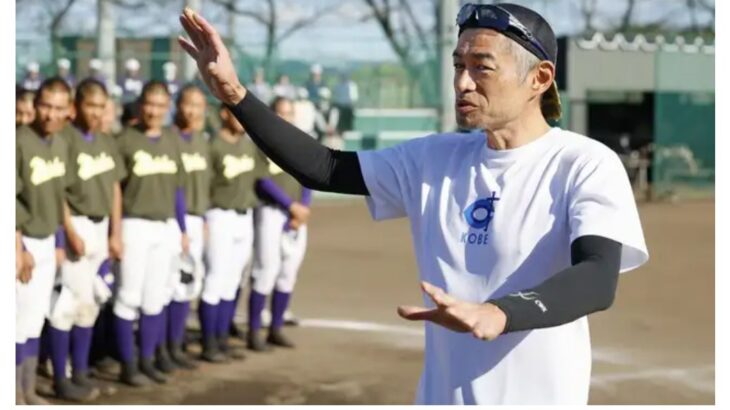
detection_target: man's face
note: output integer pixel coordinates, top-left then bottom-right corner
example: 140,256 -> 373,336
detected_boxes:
16,99 -> 35,127
274,100 -> 294,124
452,29 -> 534,129
35,89 -> 70,135
140,91 -> 170,130
77,91 -> 107,133
177,90 -> 206,130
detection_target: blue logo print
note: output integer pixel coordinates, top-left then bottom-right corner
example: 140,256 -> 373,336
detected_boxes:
461,192 -> 499,246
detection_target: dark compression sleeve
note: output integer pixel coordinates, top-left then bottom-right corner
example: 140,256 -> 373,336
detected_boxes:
227,93 -> 368,195
487,235 -> 622,333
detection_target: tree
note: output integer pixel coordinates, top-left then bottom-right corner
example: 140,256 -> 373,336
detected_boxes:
211,0 -> 342,74
361,0 -> 440,107
576,0 -> 599,35
16,0 -> 79,63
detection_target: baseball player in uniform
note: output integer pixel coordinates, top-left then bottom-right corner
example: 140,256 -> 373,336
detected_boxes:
248,96 -> 311,351
114,81 -> 189,386
16,78 -> 73,405
45,79 -> 124,402
160,84 -> 210,370
16,86 -> 36,128
198,105 -> 261,362
180,4 -> 649,404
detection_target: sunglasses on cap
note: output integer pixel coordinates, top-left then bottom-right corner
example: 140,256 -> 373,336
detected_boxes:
456,3 -> 551,62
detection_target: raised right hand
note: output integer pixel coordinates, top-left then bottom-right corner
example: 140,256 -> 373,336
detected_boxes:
178,8 -> 246,106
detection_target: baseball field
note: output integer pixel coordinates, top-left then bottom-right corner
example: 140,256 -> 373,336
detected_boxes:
43,197 -> 714,405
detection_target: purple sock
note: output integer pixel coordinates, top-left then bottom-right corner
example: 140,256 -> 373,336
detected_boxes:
26,337 -> 40,357
139,313 -> 161,360
198,301 -> 218,340
248,291 -> 267,332
16,343 -> 25,366
70,326 -> 93,372
216,299 -> 234,338
169,301 -> 190,344
271,290 -> 291,330
114,315 -> 135,363
48,326 -> 70,382
159,305 -> 169,346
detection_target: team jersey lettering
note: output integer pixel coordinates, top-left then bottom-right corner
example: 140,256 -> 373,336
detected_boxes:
222,154 -> 255,179
29,156 -> 66,185
77,152 -> 116,181
181,152 -> 208,173
268,159 -> 284,175
132,150 -> 178,176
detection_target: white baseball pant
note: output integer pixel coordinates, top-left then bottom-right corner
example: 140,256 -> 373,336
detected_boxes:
16,234 -> 56,343
201,208 -> 253,305
251,205 -> 308,295
48,216 -> 109,331
114,218 -> 178,321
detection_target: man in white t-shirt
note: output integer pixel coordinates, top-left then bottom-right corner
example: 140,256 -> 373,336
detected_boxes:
179,3 -> 648,404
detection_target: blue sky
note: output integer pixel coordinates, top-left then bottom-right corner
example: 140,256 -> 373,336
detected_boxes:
16,0 -> 715,65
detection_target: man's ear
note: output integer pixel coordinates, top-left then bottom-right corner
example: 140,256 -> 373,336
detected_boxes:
533,61 -> 555,95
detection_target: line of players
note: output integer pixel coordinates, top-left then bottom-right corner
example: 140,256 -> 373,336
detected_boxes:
16,77 -> 312,404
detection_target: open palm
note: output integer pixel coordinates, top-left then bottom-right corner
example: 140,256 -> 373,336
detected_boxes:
178,8 -> 246,105
398,281 -> 507,341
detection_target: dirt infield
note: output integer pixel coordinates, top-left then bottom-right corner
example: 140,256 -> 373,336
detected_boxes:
45,198 -> 714,405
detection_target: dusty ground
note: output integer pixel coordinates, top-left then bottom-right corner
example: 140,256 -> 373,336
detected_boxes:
43,198 -> 715,405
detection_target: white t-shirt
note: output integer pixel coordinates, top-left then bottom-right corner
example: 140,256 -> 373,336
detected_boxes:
357,127 -> 648,405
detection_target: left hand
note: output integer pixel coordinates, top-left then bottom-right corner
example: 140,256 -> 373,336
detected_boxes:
181,233 -> 190,255
397,281 -> 508,341
287,217 -> 303,230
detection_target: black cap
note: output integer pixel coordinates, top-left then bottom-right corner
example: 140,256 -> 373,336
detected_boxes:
458,3 -> 561,120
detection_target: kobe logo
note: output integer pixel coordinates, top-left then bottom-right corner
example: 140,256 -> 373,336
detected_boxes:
464,192 -> 500,231
461,192 -> 499,246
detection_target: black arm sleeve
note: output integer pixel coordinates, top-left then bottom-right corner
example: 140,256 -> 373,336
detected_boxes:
487,235 -> 622,333
226,92 -> 368,195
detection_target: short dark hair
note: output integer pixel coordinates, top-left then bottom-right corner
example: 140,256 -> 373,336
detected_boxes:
75,78 -> 108,107
34,77 -> 72,105
175,83 -> 205,107
270,95 -> 291,111
139,80 -> 170,103
16,85 -> 35,103
121,101 -> 140,125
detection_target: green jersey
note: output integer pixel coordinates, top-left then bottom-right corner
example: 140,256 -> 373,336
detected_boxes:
16,174 -> 30,230
16,125 -> 72,237
64,127 -> 124,218
209,134 -> 262,211
116,126 -> 184,221
257,150 -> 303,206
177,130 -> 211,216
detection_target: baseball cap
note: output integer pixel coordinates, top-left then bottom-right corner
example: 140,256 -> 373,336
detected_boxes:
457,3 -> 561,120
89,58 -> 103,70
125,58 -> 140,72
57,58 -> 71,70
